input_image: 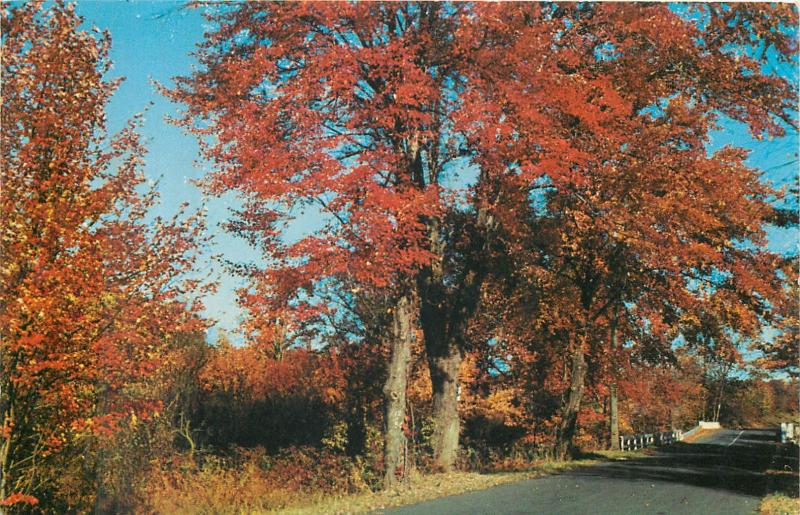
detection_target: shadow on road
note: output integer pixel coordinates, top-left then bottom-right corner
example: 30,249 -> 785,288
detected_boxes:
735,428 -> 782,443
569,429 -> 799,498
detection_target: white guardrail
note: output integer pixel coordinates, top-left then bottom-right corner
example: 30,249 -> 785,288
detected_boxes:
620,421 -> 731,451
619,430 -> 679,451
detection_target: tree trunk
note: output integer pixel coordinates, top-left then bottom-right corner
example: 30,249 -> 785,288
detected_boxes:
418,200 -> 492,471
383,294 -> 414,487
419,286 -> 462,471
0,375 -> 14,503
419,265 -> 468,472
713,368 -> 729,423
0,405 -> 11,503
556,351 -> 588,460
609,313 -> 620,451
609,383 -> 619,451
427,336 -> 462,471
417,214 -> 462,472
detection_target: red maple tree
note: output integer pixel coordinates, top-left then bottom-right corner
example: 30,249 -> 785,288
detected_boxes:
170,1 -> 797,476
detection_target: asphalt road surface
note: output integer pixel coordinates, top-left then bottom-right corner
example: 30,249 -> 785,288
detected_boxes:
384,429 -> 795,515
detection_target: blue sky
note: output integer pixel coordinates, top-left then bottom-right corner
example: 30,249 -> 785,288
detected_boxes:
73,1 -> 798,345
75,1 -> 256,343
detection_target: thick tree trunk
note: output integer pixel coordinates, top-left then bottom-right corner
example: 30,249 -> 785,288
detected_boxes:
609,314 -> 620,451
418,200 -> 491,471
419,268 -> 467,472
417,215 -> 462,472
383,294 -> 414,487
427,336 -> 462,471
556,351 -> 588,460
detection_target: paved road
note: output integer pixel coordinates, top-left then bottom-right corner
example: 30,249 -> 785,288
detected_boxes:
384,429 -> 794,515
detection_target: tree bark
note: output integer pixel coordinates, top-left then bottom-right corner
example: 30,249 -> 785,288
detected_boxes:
383,294 -> 415,487
427,335 -> 462,471
417,214 -> 462,472
419,272 -> 462,471
609,383 -> 619,451
418,208 -> 492,471
0,368 -> 15,503
609,313 -> 620,451
556,351 -> 588,460
419,265 -> 472,472
0,403 -> 11,503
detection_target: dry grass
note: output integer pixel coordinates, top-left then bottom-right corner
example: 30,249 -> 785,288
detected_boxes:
760,494 -> 800,515
143,458 -> 280,514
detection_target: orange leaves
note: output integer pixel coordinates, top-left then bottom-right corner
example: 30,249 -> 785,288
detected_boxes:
199,345 -> 346,408
170,3 -> 794,370
1,418 -> 12,440
0,493 -> 39,507
1,3 -> 209,509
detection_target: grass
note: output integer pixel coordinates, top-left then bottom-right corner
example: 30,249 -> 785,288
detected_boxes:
277,450 -> 650,514
760,494 -> 800,515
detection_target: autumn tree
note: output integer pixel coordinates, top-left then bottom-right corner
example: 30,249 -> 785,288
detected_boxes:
475,2 -> 797,457
0,2 -> 207,509
165,1 -> 627,476
167,2 -> 524,478
170,1 -> 798,473
753,258 -> 800,378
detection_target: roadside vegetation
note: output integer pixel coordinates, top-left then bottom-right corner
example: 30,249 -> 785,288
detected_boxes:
145,450 -> 650,514
760,441 -> 800,515
761,494 -> 800,515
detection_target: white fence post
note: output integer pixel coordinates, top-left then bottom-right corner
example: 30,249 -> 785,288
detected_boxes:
780,422 -> 795,443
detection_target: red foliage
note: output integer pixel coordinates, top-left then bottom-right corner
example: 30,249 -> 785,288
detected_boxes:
0,492 -> 39,507
169,0 -> 796,412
